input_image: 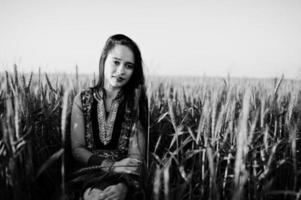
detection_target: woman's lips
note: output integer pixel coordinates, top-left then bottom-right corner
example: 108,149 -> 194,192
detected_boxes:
113,76 -> 124,82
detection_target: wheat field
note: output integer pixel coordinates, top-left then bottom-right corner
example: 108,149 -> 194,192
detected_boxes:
0,66 -> 300,200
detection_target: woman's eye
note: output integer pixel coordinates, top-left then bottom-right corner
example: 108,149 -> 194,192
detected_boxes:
126,64 -> 134,69
113,60 -> 120,65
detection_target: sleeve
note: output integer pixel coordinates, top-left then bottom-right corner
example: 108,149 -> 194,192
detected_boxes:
123,88 -> 148,192
71,93 -> 93,164
128,87 -> 148,162
128,121 -> 146,162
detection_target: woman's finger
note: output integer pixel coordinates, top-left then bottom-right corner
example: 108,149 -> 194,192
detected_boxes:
129,157 -> 141,163
103,193 -> 116,200
102,187 -> 118,200
103,195 -> 117,200
83,188 -> 92,200
102,186 -> 113,195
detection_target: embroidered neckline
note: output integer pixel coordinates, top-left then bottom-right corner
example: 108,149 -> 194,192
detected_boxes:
94,88 -> 124,103
81,87 -> 134,159
93,88 -> 124,145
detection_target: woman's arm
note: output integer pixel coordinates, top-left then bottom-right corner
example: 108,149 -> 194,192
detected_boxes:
128,121 -> 146,162
70,93 -> 93,164
113,89 -> 148,174
112,121 -> 146,176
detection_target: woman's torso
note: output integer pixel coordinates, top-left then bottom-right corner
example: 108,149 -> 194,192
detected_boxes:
80,87 -> 134,161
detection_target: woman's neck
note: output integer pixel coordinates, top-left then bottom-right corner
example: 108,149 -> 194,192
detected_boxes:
103,85 -> 120,100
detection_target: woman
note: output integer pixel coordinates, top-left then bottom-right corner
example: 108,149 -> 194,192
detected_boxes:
70,34 -> 148,200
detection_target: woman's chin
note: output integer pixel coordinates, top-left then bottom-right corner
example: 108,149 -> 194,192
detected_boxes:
110,82 -> 125,89
111,79 -> 129,88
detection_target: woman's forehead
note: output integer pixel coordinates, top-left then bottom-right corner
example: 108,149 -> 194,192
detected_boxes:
108,44 -> 135,63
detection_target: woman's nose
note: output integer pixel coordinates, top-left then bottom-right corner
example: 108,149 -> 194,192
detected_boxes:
116,64 -> 125,75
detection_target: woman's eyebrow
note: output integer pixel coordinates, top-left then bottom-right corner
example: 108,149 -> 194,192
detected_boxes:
126,61 -> 135,65
112,57 -> 134,65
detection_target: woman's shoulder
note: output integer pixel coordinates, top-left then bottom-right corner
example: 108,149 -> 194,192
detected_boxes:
77,87 -> 98,99
73,87 -> 96,105
79,87 -> 95,96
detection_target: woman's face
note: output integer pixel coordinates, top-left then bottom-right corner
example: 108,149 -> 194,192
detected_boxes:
104,44 -> 135,91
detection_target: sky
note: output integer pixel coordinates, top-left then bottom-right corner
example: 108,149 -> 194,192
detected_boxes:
0,0 -> 301,78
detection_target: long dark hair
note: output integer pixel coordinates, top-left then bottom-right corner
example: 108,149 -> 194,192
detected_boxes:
95,34 -> 145,92
95,34 -> 148,131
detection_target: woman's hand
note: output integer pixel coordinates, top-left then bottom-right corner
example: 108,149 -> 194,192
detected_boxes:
101,183 -> 128,200
112,157 -> 141,175
83,187 -> 103,200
